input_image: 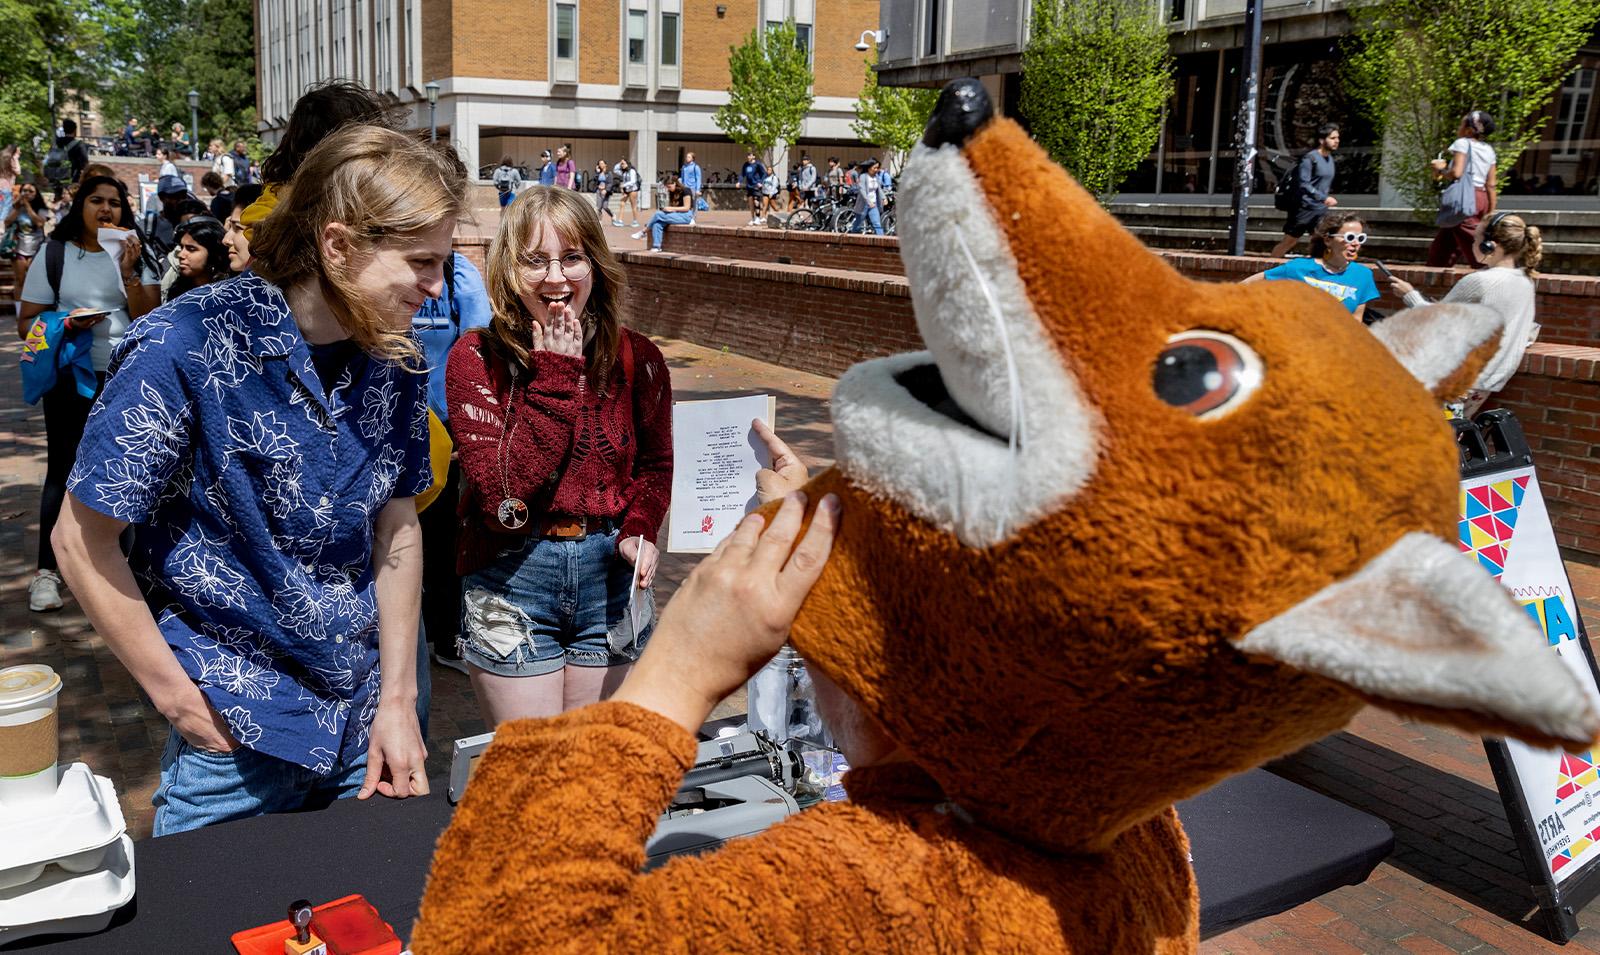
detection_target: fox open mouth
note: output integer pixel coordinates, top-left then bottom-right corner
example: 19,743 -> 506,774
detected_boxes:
827,140 -> 1101,550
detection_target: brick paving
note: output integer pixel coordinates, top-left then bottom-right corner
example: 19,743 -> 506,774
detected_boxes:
5,300 -> 1600,950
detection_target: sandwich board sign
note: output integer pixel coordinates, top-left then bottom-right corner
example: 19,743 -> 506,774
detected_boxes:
1458,411 -> 1600,943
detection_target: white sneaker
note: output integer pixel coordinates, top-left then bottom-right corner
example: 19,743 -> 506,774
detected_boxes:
630,231 -> 645,240
748,217 -> 760,225
29,570 -> 63,612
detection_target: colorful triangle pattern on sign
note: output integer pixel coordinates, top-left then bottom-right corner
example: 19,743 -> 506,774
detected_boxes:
1457,475 -> 1530,579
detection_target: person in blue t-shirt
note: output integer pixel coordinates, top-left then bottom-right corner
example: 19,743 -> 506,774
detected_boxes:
412,252 -> 491,676
1244,212 -> 1379,322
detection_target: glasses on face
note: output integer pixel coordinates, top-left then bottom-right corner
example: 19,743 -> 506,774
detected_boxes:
520,251 -> 591,281
1337,231 -> 1368,245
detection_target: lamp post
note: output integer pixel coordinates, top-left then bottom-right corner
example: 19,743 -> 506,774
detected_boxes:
187,89 -> 200,159
1225,0 -> 1263,256
425,81 -> 441,144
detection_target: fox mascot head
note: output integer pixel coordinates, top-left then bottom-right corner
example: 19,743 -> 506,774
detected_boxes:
786,79 -> 1598,863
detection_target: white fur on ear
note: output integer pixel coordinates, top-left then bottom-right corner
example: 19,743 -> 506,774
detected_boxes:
1237,531 -> 1600,747
1370,302 -> 1504,392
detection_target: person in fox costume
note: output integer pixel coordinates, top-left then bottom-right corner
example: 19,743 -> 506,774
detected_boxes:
411,80 -> 1600,953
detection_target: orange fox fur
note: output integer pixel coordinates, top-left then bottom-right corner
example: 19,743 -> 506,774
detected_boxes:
415,90 -> 1595,954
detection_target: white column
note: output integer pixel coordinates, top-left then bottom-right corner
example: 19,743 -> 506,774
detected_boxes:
632,128 -> 658,210
454,100 -> 482,180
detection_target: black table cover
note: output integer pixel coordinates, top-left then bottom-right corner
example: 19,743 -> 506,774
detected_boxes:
12,767 -> 1391,950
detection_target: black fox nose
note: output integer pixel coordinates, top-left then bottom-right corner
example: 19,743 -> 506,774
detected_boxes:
921,78 -> 993,149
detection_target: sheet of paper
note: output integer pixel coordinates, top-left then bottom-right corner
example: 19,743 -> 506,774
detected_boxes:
97,228 -> 132,269
667,394 -> 777,554
627,535 -> 647,636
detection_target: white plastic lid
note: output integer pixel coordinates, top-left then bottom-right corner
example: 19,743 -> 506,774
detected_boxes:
0,665 -> 61,710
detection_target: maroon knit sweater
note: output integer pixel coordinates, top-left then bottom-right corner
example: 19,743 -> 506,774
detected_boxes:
445,328 -> 674,576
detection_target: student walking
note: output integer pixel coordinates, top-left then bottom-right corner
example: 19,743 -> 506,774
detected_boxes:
742,152 -> 768,225
850,159 -> 886,235
1270,124 -> 1340,258
18,176 -> 163,612
594,160 -> 614,221
538,150 -> 556,187
680,152 -> 703,207
1427,111 -> 1498,268
494,157 -> 521,208
554,145 -> 576,190
615,159 -> 641,227
446,186 -> 673,727
52,124 -> 465,834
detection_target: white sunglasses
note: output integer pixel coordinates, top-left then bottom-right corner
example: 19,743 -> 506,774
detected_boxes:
1336,231 -> 1368,245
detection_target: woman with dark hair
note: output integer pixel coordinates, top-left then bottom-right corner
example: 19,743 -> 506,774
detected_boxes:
1427,110 -> 1498,268
446,185 -> 673,726
259,80 -> 399,186
165,217 -> 230,300
1242,211 -> 1379,321
16,174 -> 162,611
634,173 -> 694,251
223,182 -> 264,273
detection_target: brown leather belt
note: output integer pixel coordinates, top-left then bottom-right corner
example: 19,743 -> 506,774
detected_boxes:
535,516 -> 618,540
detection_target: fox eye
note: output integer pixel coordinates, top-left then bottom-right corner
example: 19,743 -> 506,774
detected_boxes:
1153,331 -> 1263,420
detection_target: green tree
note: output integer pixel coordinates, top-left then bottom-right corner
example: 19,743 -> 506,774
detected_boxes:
714,19 -> 814,162
1019,0 -> 1173,202
94,0 -> 258,146
851,52 -> 937,174
0,0 -> 113,165
1344,0 -> 1600,216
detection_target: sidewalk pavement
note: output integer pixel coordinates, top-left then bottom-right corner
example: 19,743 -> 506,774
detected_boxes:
4,325 -> 1600,952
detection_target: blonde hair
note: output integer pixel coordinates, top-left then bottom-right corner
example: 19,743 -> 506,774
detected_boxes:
481,185 -> 626,388
1485,212 -> 1543,276
250,125 -> 468,367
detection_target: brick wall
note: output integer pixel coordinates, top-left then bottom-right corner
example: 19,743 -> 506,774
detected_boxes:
661,224 -> 901,273
454,0 -> 546,80
682,5 -> 755,91
581,3 -> 619,85
1489,346 -> 1600,557
812,0 -> 879,99
608,246 -> 1600,558
424,0 -> 455,83
81,158 -> 215,206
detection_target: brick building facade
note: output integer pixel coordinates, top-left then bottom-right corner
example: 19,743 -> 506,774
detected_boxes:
254,0 -> 880,207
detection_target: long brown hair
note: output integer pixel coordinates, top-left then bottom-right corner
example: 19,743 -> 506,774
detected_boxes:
250,124 -> 468,367
482,185 -> 626,388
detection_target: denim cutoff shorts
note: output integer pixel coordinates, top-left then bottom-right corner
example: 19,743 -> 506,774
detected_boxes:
458,530 -> 654,676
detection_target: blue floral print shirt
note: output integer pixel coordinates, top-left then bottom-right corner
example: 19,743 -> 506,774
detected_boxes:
67,275 -> 432,773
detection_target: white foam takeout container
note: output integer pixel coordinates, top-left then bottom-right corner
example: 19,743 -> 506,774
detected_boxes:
0,764 -> 126,892
0,833 -> 134,945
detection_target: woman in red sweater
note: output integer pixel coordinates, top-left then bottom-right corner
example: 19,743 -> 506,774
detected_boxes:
446,187 -> 673,724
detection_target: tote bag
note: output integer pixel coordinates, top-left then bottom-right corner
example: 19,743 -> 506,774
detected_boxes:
1436,144 -> 1484,228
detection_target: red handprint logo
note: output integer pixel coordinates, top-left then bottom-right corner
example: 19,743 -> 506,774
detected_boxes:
701,515 -> 715,534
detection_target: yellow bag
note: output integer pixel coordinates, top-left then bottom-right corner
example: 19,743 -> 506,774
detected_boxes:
415,408 -> 452,514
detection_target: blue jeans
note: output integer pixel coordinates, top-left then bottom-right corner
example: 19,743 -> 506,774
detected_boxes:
415,618 -> 432,738
851,205 -> 884,235
498,190 -> 514,207
458,530 -> 652,676
648,211 -> 695,249
151,729 -> 369,836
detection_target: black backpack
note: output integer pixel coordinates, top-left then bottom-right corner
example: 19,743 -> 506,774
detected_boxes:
43,140 -> 80,183
1273,154 -> 1303,212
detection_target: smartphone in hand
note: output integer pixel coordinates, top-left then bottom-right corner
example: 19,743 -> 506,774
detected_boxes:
1371,259 -> 1395,280
68,309 -> 114,329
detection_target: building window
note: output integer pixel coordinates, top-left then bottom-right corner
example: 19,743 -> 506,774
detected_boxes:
628,9 -> 647,65
556,3 -> 577,60
795,22 -> 812,63
661,12 -> 679,67
923,0 -> 941,57
1555,68 -> 1596,158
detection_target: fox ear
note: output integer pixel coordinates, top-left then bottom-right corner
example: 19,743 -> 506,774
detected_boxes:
1370,302 -> 1504,400
1236,532 -> 1600,752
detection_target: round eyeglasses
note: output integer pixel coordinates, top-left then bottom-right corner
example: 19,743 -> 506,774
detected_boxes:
520,251 -> 591,281
1337,231 -> 1368,245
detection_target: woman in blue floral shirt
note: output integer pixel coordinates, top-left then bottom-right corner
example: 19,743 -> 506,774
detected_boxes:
51,125 -> 467,834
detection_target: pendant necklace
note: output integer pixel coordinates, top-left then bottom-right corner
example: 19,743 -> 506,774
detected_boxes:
495,364 -> 529,531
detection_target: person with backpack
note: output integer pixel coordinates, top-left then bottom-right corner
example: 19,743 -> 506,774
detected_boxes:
494,156 -> 521,208
16,175 -> 161,612
43,119 -> 89,195
229,141 -> 254,185
1269,123 -> 1340,258
412,246 -> 492,676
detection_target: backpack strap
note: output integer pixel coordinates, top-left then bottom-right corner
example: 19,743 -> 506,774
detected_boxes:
443,252 -> 460,331
45,239 -> 65,309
